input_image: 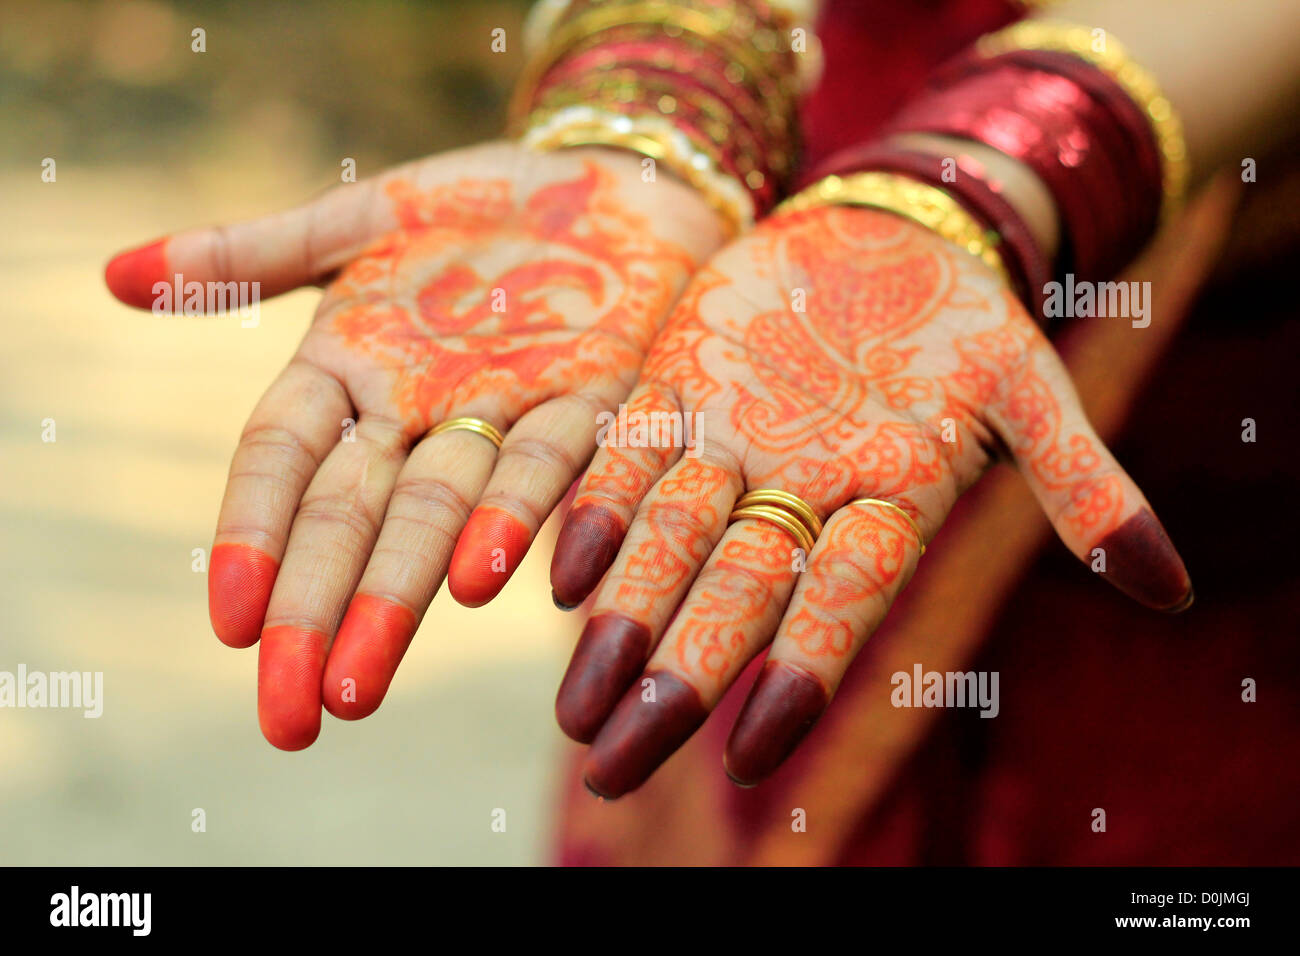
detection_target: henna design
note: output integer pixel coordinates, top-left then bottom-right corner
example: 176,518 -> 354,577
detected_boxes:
565,204 -> 1190,790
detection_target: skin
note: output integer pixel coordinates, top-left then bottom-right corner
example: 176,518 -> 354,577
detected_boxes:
104,141 -> 726,749
549,204 -> 1192,797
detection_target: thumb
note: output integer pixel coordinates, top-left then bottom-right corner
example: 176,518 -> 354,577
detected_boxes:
985,331 -> 1194,613
104,175 -> 394,311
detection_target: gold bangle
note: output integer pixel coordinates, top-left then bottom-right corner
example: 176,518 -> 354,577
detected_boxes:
529,73 -> 768,180
976,19 -> 1189,219
521,105 -> 754,233
510,2 -> 796,129
846,497 -> 925,556
733,489 -> 823,539
533,68 -> 785,179
428,417 -> 506,449
728,503 -> 816,554
774,171 -> 1012,288
536,22 -> 794,142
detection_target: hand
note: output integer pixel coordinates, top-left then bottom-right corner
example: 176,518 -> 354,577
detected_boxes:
548,204 -> 1193,796
105,141 -> 725,749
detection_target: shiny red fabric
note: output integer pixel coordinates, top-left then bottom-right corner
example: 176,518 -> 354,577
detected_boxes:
798,0 -> 1018,173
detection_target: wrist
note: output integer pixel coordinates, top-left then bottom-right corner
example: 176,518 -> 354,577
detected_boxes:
508,0 -> 816,234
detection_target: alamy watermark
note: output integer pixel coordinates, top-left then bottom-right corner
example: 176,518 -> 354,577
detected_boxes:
1043,274 -> 1151,328
0,665 -> 103,718
595,403 -> 702,457
891,663 -> 999,718
50,886 -> 150,936
152,273 -> 261,327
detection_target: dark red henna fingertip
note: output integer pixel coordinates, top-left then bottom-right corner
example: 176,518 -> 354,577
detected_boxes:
555,614 -> 652,743
724,660 -> 828,787
1094,508 -> 1193,612
104,238 -> 168,310
582,669 -> 708,799
550,504 -> 626,608
552,590 -> 580,611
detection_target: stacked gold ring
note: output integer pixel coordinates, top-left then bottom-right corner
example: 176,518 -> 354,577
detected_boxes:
847,497 -> 926,556
728,489 -> 821,553
428,417 -> 506,450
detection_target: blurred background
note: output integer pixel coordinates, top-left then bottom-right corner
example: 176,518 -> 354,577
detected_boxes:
0,0 -> 579,865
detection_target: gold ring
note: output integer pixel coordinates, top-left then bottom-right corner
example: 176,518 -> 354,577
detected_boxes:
846,498 -> 926,556
733,489 -> 824,539
427,417 -> 505,449
728,504 -> 816,554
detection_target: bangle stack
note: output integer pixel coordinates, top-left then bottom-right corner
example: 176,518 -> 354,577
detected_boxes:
512,0 -> 812,234
780,18 -> 1186,323
880,19 -> 1187,285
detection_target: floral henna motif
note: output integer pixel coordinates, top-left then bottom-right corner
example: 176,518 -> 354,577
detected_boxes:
562,204 -> 1191,794
784,511 -> 913,660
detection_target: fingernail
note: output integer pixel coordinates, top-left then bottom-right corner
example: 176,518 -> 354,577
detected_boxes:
448,506 -> 531,607
724,660 -> 828,787
1166,585 -> 1195,614
582,669 -> 707,799
208,543 -> 278,648
550,504 -> 626,608
322,594 -> 418,720
104,238 -> 168,310
258,625 -> 328,751
555,614 -> 651,743
1095,508 -> 1193,612
552,590 -> 579,611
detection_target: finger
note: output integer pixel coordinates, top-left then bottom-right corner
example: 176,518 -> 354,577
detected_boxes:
554,455 -> 739,744
447,393 -> 609,608
988,336 -> 1193,612
209,360 -> 352,648
104,175 -> 399,310
582,516 -> 806,799
322,429 -> 498,719
549,382 -> 683,609
724,502 -> 923,786
258,417 -> 408,750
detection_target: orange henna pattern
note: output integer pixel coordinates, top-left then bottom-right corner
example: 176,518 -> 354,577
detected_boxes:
666,523 -> 792,686
785,512 -> 913,659
612,459 -> 732,620
574,204 -> 1189,791
320,162 -> 698,435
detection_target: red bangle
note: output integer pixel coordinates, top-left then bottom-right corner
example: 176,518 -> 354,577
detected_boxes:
881,49 -> 1165,282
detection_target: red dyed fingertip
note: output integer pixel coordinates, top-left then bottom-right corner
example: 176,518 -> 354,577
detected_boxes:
104,238 -> 168,310
550,504 -> 627,609
1095,508 -> 1194,612
555,614 -> 651,743
582,670 -> 708,799
258,625 -> 328,751
447,506 -> 531,607
208,543 -> 278,648
724,660 -> 828,787
322,594 -> 418,720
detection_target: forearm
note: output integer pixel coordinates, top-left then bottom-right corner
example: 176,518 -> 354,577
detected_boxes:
1056,0 -> 1300,179
892,0 -> 1300,265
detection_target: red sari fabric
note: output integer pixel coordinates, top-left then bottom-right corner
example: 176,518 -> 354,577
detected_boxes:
552,0 -> 1300,865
